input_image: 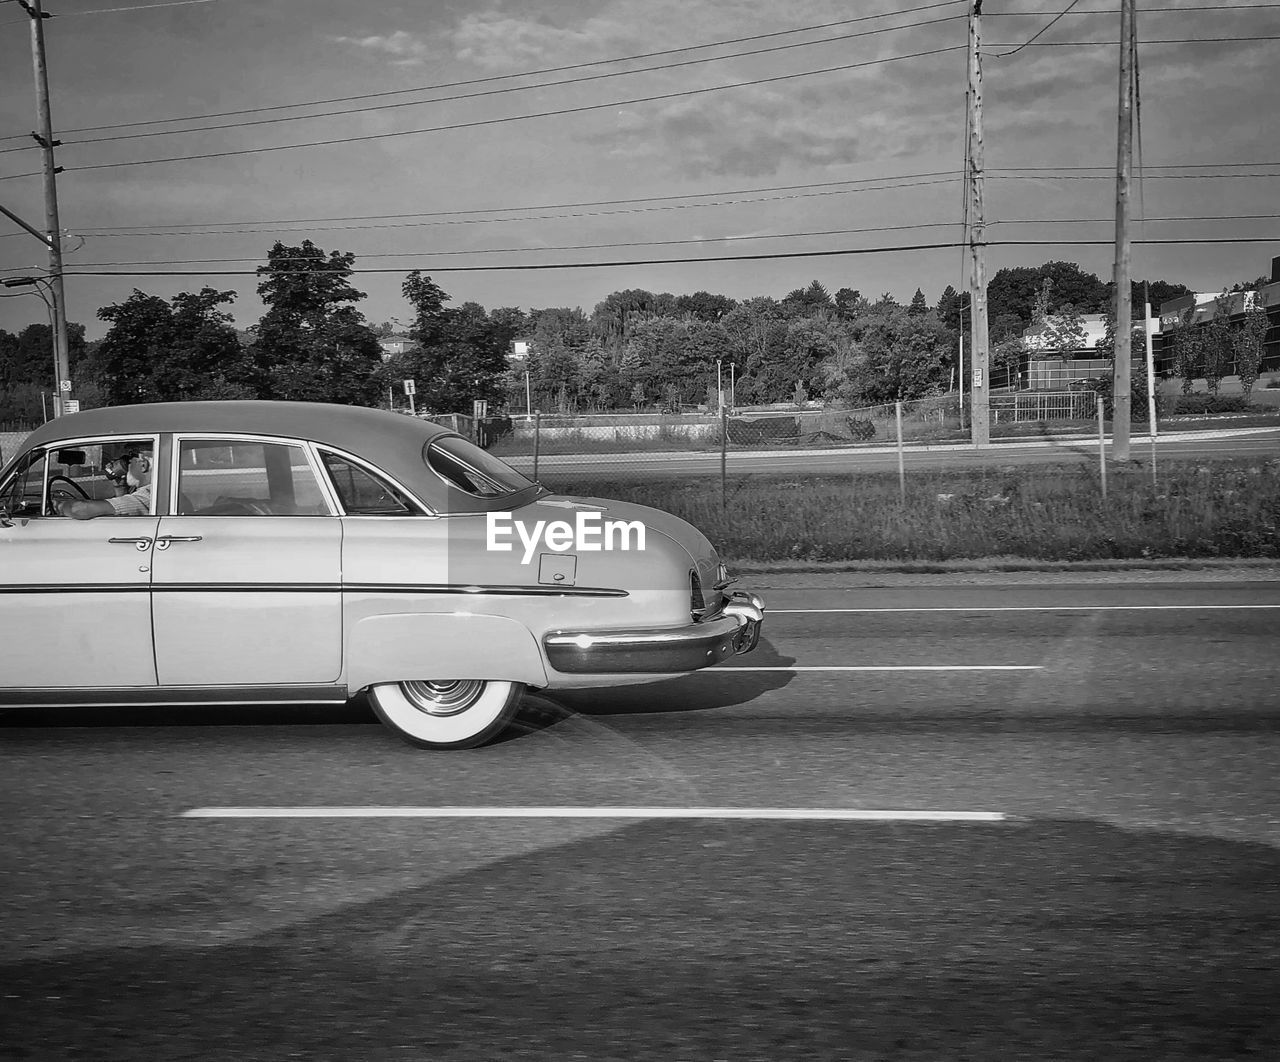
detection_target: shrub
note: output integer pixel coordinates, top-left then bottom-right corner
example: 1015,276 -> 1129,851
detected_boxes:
477,414 -> 513,448
1172,394 -> 1255,415
846,417 -> 876,440
727,416 -> 799,444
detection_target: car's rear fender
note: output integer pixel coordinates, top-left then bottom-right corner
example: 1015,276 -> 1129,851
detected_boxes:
345,612 -> 549,692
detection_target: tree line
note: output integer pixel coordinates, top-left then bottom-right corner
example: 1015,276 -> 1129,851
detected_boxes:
1,241 -> 1209,423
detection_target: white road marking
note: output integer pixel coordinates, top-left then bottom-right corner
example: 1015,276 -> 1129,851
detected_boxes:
771,605 -> 1280,613
720,665 -> 1040,672
182,806 -> 1006,822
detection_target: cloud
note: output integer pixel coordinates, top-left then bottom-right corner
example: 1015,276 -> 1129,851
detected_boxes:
330,29 -> 432,65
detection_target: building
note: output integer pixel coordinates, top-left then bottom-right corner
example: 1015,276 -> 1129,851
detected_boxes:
377,334 -> 416,360
1152,255 -> 1280,393
1002,253 -> 1279,395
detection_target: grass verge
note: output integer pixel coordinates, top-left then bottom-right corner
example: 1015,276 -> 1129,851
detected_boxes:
539,458 -> 1280,563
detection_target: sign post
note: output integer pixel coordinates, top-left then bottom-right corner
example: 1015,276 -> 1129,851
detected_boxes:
403,379 -> 416,416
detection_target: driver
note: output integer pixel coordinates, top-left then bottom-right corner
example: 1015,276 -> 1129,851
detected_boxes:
56,448 -> 153,519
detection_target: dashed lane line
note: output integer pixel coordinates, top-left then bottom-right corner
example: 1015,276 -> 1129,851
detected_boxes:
182,806 -> 1007,822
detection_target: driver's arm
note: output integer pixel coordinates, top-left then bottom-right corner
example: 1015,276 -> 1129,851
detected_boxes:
55,497 -> 117,519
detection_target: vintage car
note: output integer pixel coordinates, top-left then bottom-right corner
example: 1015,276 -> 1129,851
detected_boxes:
0,401 -> 764,749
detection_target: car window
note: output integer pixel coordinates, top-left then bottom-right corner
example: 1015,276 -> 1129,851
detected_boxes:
0,448 -> 47,518
424,436 -> 534,498
176,439 -> 329,516
319,451 -> 417,515
1,439 -> 155,518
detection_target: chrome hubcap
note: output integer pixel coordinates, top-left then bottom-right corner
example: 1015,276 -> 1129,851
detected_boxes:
399,679 -> 486,717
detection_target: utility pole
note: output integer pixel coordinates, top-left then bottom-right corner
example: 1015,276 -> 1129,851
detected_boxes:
1111,0 -> 1136,460
19,0 -> 72,416
966,2 -> 990,447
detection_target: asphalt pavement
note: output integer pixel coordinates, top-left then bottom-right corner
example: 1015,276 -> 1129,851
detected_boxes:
2,571 -> 1279,1060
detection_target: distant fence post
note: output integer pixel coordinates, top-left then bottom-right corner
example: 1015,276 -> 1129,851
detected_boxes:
1097,396 -> 1107,501
895,400 -> 905,503
532,410 -> 541,482
720,404 -> 728,508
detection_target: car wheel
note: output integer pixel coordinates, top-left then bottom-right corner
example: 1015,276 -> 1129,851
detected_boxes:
368,679 -> 525,750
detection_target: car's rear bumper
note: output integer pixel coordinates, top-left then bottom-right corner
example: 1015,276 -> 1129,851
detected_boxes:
543,591 -> 765,674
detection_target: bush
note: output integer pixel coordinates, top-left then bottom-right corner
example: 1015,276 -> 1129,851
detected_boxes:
846,417 -> 876,440
477,414 -> 513,448
1172,394 -> 1255,415
727,416 -> 799,444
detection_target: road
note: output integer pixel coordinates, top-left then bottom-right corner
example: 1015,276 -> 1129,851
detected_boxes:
2,573 -> 1279,1060
504,426 -> 1280,479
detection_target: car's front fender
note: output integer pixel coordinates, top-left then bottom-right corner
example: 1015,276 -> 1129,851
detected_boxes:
345,612 -> 549,692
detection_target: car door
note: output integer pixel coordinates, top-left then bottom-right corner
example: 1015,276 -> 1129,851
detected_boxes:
150,436 -> 343,688
0,440 -> 159,691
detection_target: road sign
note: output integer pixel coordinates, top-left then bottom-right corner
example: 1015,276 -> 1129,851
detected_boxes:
472,400 -> 488,419
62,399 -> 80,414
972,368 -> 984,389
403,379 -> 416,396
59,379 -> 71,392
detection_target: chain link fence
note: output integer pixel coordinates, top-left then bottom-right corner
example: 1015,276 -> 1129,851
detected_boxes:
466,393 -> 1112,496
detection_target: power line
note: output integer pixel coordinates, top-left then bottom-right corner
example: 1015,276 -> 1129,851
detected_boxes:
54,212 -> 1280,259
0,43 -> 971,178
994,0 -> 1083,57
59,213 -> 1280,267
0,1 -> 967,145
49,15 -> 973,150
44,235 -> 1280,279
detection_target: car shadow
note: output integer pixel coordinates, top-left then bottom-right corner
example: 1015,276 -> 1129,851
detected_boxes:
1,636 -> 793,739
0,702 -> 377,729
506,635 -> 796,738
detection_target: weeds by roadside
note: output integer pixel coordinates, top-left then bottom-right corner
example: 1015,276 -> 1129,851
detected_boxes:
542,459 -> 1280,562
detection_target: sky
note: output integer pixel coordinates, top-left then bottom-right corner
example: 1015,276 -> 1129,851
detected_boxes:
0,0 -> 1276,342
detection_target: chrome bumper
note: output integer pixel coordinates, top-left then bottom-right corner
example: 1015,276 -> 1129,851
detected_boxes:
543,591 -> 765,674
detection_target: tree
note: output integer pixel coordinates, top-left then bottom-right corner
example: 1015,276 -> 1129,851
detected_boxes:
987,262 -> 1108,329
1170,307 -> 1206,395
0,321 -> 89,419
94,288 -> 249,405
834,287 -> 866,322
908,288 -> 929,316
848,303 -> 950,404
1039,303 -> 1089,357
253,241 -> 383,404
935,285 -> 967,333
1202,292 -> 1235,395
781,280 -> 833,318
1233,294 -> 1270,395
675,291 -> 737,322
396,273 -> 511,413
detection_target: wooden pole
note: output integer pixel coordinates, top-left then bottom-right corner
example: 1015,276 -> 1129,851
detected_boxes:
28,0 -> 71,416
1111,0 -> 1135,460
895,401 -> 906,502
966,3 -> 990,447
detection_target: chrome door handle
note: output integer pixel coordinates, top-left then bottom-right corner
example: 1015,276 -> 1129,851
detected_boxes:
109,536 -> 153,551
155,535 -> 203,550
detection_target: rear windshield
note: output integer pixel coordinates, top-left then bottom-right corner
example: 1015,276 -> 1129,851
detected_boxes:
424,435 -> 534,498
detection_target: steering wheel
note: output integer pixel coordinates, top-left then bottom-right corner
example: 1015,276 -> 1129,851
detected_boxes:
48,475 -> 90,500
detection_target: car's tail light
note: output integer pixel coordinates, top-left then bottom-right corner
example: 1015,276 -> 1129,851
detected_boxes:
690,568 -> 706,618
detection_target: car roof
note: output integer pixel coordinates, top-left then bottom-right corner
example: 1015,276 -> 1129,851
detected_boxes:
24,400 -> 448,450
18,401 -> 499,509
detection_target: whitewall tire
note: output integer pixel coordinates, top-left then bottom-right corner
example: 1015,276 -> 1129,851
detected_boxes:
368,679 -> 525,750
